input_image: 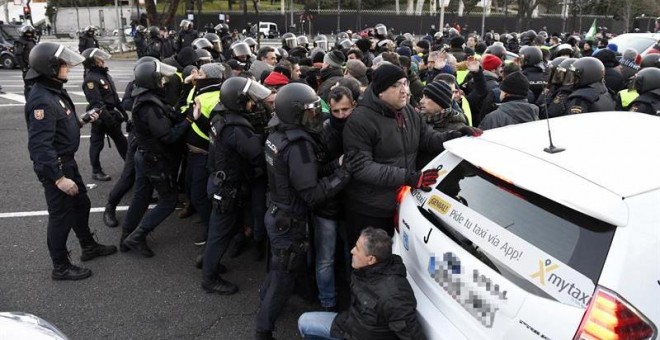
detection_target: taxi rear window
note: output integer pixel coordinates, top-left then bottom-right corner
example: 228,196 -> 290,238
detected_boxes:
433,160 -> 616,290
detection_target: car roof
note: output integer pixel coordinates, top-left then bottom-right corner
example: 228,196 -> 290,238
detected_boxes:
445,112 -> 660,199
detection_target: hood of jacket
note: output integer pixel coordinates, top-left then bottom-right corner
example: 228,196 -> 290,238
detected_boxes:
497,99 -> 539,123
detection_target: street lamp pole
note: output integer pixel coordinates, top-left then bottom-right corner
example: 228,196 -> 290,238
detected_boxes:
114,0 -> 124,53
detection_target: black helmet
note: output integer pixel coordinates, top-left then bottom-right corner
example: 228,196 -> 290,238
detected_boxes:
297,35 -> 309,47
274,83 -> 321,132
485,44 -> 507,61
243,37 -> 258,49
204,33 -> 222,52
565,57 -> 604,87
520,30 -> 537,45
19,24 -> 35,37
180,19 -> 192,29
81,47 -> 111,68
214,23 -> 229,34
133,60 -> 178,90
519,46 -> 543,67
25,42 -> 85,80
632,68 -> 660,94
553,44 -> 573,59
148,26 -> 160,38
640,54 -> 660,69
134,56 -> 159,69
337,38 -> 353,50
548,57 -> 571,85
192,37 -> 213,51
281,32 -> 297,49
231,42 -> 251,57
275,47 -> 288,59
336,31 -> 350,41
85,26 -> 96,35
220,77 -> 271,112
136,25 -> 146,33
195,49 -> 212,65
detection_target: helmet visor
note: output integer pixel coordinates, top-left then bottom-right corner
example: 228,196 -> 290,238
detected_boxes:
156,61 -> 177,78
301,104 -> 323,133
242,79 -> 272,102
232,42 -> 251,57
316,41 -> 328,51
562,68 -> 576,87
89,48 -> 111,62
56,45 -> 85,67
551,66 -> 567,85
297,36 -> 309,45
375,25 -> 387,36
193,38 -> 213,50
284,37 -> 298,49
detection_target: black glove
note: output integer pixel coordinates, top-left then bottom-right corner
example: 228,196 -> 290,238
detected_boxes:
406,169 -> 440,192
341,150 -> 368,174
458,126 -> 483,137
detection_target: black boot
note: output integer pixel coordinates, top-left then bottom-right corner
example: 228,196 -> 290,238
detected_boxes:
255,330 -> 276,340
122,227 -> 154,258
119,230 -> 130,252
202,277 -> 238,295
103,203 -> 119,228
80,237 -> 117,262
52,258 -> 92,281
195,254 -> 228,273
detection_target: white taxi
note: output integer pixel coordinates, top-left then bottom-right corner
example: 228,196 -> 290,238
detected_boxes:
393,111 -> 659,340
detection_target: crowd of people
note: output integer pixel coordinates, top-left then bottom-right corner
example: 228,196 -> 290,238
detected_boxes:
18,16 -> 660,340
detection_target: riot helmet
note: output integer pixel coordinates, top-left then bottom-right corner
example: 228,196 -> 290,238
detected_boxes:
275,47 -> 288,59
204,33 -> 222,53
314,35 -> 328,51
19,24 -> 35,38
180,19 -> 192,30
243,37 -> 258,52
564,57 -> 605,87
297,35 -> 309,47
25,42 -> 85,81
192,37 -> 213,51
632,68 -> 660,94
136,25 -> 146,33
81,47 -> 111,69
214,23 -> 229,34
274,83 -> 322,133
547,57 -> 569,85
133,60 -> 177,90
640,54 -> 660,69
375,24 -> 387,37
148,26 -> 160,39
519,45 -> 544,68
337,38 -> 353,50
220,77 -> 271,112
85,26 -> 97,36
485,44 -> 507,61
553,44 -> 573,59
231,42 -> 251,58
336,31 -> 350,41
195,49 -> 213,65
281,32 -> 298,49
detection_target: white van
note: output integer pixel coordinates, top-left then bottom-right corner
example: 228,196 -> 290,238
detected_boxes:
251,22 -> 279,39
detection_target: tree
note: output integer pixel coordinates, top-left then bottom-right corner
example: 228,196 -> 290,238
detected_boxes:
516,0 -> 539,30
462,0 -> 480,16
144,0 -> 182,28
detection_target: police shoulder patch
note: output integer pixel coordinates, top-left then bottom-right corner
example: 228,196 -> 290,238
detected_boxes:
34,109 -> 44,120
630,104 -> 639,112
87,82 -> 95,90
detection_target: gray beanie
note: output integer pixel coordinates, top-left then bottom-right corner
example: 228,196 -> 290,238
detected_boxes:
201,63 -> 225,79
622,48 -> 638,61
323,50 -> 346,68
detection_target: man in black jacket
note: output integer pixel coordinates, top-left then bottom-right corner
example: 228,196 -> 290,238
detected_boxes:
478,71 -> 539,130
342,63 -> 481,248
298,227 -> 425,340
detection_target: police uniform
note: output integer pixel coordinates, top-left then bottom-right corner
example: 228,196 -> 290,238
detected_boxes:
566,83 -> 616,114
14,32 -> 37,99
78,33 -> 99,53
202,108 -> 265,290
121,62 -> 193,257
629,90 -> 660,115
522,66 -> 548,104
83,64 -> 129,178
134,30 -> 147,58
545,87 -> 572,118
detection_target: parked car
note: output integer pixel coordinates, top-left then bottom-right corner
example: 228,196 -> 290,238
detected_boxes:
250,22 -> 279,39
0,41 -> 17,69
112,26 -> 133,37
608,33 -> 660,57
393,111 -> 659,339
0,312 -> 68,339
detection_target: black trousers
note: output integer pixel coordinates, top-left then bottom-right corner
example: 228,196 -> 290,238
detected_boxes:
39,159 -> 94,265
107,132 -> 137,206
89,121 -> 128,173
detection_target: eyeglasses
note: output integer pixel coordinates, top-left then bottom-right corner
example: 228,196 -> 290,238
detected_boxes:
390,80 -> 410,90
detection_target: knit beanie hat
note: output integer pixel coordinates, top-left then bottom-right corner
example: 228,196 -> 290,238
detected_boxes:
355,38 -> 372,52
450,36 -> 465,48
263,71 -> 289,87
423,81 -> 453,108
312,51 -> 326,64
200,63 -> 225,79
345,59 -> 368,85
622,48 -> 638,62
500,71 -> 529,97
324,50 -> 346,68
273,65 -> 291,79
396,46 -> 412,57
481,54 -> 503,71
416,40 -> 430,51
371,63 -> 407,95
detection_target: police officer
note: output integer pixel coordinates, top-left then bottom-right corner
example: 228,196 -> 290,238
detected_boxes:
26,42 -> 117,280
518,45 -> 547,103
176,19 -> 198,52
81,48 -> 129,181
145,26 -> 165,60
203,33 -> 224,62
120,60 -> 200,257
14,24 -> 38,99
134,25 -> 147,58
200,76 -> 271,295
255,83 -> 364,340
537,57 -> 571,118
629,68 -> 660,115
78,26 -> 99,53
565,57 -> 616,114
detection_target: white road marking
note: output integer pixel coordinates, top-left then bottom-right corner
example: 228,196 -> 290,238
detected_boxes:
0,93 -> 26,103
0,205 -> 157,218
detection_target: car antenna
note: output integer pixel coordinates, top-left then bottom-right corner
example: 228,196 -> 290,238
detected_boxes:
541,80 -> 565,154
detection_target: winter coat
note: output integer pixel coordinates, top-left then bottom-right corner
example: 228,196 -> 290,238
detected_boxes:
478,97 -> 539,130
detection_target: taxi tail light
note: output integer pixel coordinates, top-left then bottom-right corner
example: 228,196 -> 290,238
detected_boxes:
393,186 -> 410,233
574,286 -> 655,340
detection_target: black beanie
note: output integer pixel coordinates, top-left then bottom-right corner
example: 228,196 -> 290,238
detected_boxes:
416,40 -> 430,51
450,36 -> 465,48
423,81 -> 453,108
175,47 -> 199,68
371,63 -> 407,95
356,38 -> 372,52
312,51 -> 326,64
500,71 -> 530,97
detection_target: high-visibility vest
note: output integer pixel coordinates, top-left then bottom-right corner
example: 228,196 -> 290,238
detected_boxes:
191,90 -> 221,141
461,95 -> 472,126
457,69 -> 469,86
618,89 -> 639,110
180,86 -> 195,113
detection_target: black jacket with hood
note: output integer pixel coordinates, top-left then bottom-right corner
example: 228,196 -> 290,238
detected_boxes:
478,96 -> 539,130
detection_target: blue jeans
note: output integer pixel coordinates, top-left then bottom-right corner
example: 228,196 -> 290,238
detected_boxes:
298,312 -> 340,340
185,152 -> 211,226
313,215 -> 338,308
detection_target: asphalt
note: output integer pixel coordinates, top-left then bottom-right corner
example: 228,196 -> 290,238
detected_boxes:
0,60 -> 316,339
